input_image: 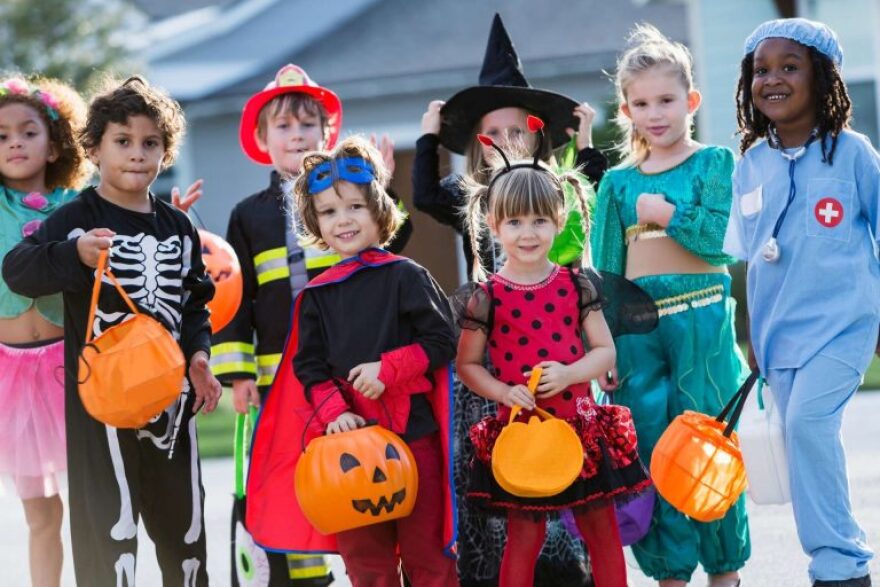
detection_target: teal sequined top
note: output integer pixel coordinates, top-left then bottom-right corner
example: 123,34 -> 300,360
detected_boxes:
591,146 -> 737,275
0,185 -> 79,325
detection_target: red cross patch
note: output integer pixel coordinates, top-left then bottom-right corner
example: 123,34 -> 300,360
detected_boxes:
814,197 -> 844,228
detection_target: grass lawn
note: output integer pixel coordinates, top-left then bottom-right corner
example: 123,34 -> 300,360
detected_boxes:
198,356 -> 880,460
196,389 -> 239,459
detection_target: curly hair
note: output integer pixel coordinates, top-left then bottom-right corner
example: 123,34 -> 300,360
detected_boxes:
80,76 -> 185,168
0,77 -> 90,190
736,45 -> 851,163
291,135 -> 403,250
461,149 -> 591,281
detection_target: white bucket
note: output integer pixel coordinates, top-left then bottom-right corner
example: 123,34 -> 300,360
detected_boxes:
738,378 -> 791,505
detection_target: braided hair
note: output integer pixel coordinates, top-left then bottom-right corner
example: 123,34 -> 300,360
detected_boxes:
736,45 -> 851,164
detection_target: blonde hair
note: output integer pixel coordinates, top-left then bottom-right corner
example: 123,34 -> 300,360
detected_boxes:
463,153 -> 590,280
292,135 -> 403,250
613,24 -> 695,167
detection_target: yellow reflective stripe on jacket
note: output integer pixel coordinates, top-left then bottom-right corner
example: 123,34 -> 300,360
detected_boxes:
210,342 -> 256,376
256,353 -> 282,387
397,198 -> 409,217
286,553 -> 330,579
304,247 -> 341,270
254,247 -> 290,285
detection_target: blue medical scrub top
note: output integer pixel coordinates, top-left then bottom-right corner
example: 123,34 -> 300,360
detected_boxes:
724,130 -> 880,373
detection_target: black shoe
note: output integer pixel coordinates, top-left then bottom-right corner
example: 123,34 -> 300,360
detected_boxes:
813,574 -> 872,587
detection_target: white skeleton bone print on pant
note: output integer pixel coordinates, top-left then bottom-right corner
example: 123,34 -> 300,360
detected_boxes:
65,228 -> 209,586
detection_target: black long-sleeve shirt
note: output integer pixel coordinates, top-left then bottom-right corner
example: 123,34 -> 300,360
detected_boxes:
2,187 -> 214,406
412,133 -> 608,273
294,258 -> 455,439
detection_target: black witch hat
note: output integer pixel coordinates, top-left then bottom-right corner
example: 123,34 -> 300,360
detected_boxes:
439,13 -> 579,155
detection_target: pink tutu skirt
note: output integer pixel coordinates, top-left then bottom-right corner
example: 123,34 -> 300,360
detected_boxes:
0,340 -> 66,499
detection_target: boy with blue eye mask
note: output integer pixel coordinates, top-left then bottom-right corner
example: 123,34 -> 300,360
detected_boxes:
726,18 -> 878,587
213,64 -> 414,586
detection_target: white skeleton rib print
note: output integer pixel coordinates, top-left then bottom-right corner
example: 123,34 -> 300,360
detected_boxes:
68,230 -> 194,339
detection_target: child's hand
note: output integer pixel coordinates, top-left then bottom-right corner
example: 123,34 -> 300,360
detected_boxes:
420,100 -> 445,136
77,228 -> 116,268
370,134 -> 395,183
171,179 -> 204,213
747,343 -> 758,371
599,368 -> 618,392
635,193 -> 675,227
232,378 -> 260,414
327,411 -> 366,435
189,350 -> 222,413
502,384 -> 536,410
532,361 -> 573,398
567,102 -> 597,150
348,361 -> 386,400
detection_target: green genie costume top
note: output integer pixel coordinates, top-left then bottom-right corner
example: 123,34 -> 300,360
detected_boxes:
591,146 -> 737,274
0,185 -> 78,326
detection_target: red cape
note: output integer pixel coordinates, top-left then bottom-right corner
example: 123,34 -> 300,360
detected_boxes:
246,249 -> 456,556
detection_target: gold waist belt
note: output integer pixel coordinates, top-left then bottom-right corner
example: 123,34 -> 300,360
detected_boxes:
655,284 -> 725,318
625,223 -> 669,245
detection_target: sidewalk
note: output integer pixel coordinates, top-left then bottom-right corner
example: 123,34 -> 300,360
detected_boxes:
1,393 -> 878,586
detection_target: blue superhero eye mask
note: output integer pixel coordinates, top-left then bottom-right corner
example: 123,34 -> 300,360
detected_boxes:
306,157 -> 376,194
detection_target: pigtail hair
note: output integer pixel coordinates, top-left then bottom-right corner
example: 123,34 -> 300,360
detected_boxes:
461,178 -> 489,281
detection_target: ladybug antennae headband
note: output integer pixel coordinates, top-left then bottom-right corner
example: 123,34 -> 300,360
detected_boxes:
479,115 -> 549,196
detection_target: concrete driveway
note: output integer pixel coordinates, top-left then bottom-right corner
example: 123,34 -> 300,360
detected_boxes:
1,394 -> 878,586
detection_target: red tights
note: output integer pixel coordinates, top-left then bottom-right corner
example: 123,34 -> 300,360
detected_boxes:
499,503 -> 627,587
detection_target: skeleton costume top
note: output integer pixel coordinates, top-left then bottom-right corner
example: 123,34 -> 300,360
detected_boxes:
3,186 -> 214,376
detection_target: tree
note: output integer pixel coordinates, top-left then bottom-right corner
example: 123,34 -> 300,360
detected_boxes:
0,0 -> 141,91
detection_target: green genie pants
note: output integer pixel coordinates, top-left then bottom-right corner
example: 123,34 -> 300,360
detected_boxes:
614,272 -> 751,582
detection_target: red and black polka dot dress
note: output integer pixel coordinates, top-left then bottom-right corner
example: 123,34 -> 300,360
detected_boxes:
454,265 -> 651,512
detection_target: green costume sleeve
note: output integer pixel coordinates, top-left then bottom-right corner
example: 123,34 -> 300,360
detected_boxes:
548,135 -> 595,267
589,173 -> 626,274
548,173 -> 593,266
665,148 -> 738,266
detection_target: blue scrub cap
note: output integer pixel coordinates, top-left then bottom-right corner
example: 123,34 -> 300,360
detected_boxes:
744,18 -> 843,67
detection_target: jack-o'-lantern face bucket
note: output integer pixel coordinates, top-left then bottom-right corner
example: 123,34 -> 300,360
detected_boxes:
294,425 -> 419,535
198,229 -> 242,334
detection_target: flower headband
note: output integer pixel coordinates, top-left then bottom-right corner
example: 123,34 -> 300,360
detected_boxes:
0,79 -> 60,121
306,156 -> 376,194
479,115 -> 553,196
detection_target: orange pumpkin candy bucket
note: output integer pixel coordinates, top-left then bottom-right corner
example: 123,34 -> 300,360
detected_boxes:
78,250 -> 186,429
491,368 -> 585,498
650,370 -> 759,522
198,229 -> 242,334
294,423 -> 419,535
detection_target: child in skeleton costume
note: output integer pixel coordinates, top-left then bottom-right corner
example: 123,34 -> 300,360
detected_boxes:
726,19 -> 877,587
412,14 -> 607,585
590,26 -> 749,586
246,136 -> 457,587
2,76 -> 222,587
454,124 -> 655,587
0,76 -> 89,587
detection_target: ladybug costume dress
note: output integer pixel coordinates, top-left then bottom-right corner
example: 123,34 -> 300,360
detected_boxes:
454,266 -> 651,512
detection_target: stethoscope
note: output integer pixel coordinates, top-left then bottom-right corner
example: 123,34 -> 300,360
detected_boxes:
761,126 -> 819,263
